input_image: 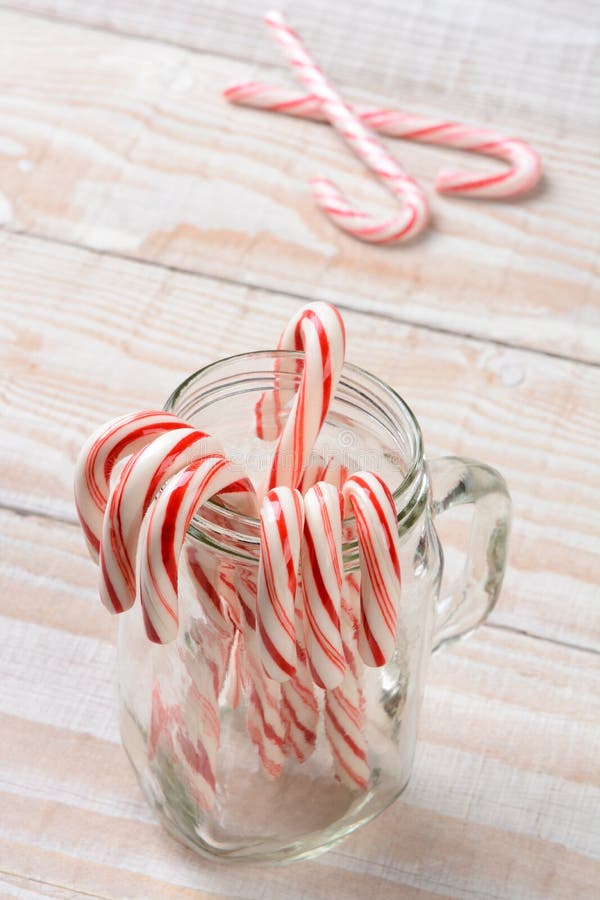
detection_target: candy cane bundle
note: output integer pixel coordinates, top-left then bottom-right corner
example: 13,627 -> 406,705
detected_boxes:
75,299 -> 408,799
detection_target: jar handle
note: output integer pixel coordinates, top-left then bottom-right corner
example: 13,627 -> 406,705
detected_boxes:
428,456 -> 511,652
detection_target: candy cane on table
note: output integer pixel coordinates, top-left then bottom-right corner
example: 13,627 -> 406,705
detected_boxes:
257,302 -> 346,492
260,11 -> 429,244
224,82 -> 542,200
342,472 -> 402,667
301,482 -> 346,689
236,569 -> 287,777
99,427 -> 223,615
136,455 -> 250,644
257,486 -> 304,681
74,410 -> 188,561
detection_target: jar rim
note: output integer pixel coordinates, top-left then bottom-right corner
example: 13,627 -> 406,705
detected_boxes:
164,350 -> 426,552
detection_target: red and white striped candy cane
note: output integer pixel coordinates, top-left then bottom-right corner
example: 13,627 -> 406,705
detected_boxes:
299,455 -> 349,494
74,410 -> 187,560
323,583 -> 369,790
224,628 -> 243,710
281,599 -> 319,762
137,455 -> 248,644
224,81 -> 542,200
342,472 -> 402,667
261,12 -> 429,244
236,569 -> 287,777
149,680 -> 180,762
324,671 -> 369,790
185,545 -> 235,632
257,486 -> 304,681
259,302 -> 346,492
175,616 -> 234,811
301,482 -> 346,689
99,428 -> 223,615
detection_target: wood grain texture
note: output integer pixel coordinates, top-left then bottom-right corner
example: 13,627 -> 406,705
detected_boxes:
0,509 -> 598,899
0,10 -> 598,361
1,231 -> 599,652
7,0 -> 600,139
0,3 -> 598,897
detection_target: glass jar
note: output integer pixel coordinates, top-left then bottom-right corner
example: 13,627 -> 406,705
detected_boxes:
118,352 -> 511,863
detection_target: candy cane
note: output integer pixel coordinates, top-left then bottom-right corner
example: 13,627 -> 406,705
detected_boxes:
257,486 -> 304,681
176,616 -> 234,812
301,482 -> 346,689
259,301 -> 346,492
324,674 -> 369,790
343,472 -> 402,667
224,628 -> 243,710
99,427 -> 223,615
281,599 -> 319,762
324,588 -> 369,790
74,410 -> 187,560
236,569 -> 287,777
224,81 -> 542,199
137,455 -> 249,644
149,680 -> 180,762
261,12 -> 429,244
299,455 -> 349,494
185,545 -> 233,632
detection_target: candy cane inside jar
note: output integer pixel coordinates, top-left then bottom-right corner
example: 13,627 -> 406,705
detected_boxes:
106,323 -> 505,863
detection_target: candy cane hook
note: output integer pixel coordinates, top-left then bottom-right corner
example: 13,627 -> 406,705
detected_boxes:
263,11 -> 429,244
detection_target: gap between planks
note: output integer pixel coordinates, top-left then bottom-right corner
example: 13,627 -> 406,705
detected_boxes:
3,225 -> 597,373
0,866 -> 110,900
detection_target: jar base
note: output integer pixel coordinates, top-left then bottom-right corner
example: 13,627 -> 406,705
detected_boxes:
120,703 -> 412,865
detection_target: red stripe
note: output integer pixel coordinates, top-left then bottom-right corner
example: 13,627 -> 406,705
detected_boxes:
258,615 -> 296,677
326,701 -> 367,762
351,474 -> 400,576
360,597 -> 385,666
75,497 -> 100,554
99,550 -> 124,614
102,417 -> 182,494
142,603 -> 162,643
187,556 -> 224,622
142,430 -> 208,511
282,693 -> 317,746
176,730 -> 216,792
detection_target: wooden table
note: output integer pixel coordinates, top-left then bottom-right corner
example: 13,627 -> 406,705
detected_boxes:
0,2 -> 599,897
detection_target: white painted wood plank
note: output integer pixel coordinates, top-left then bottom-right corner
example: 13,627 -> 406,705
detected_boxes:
0,11 -> 597,360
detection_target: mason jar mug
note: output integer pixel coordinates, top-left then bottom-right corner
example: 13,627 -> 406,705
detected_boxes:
118,352 -> 511,863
